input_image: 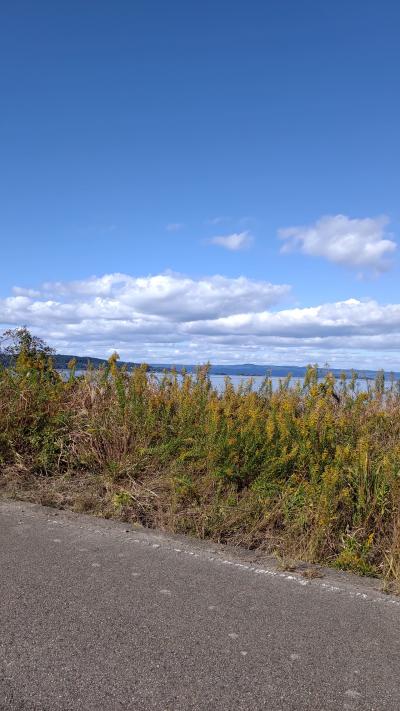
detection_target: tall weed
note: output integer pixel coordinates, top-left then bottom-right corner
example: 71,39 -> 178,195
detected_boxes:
1,354 -> 400,584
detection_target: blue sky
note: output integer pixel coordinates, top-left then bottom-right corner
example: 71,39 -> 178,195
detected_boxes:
1,1 -> 399,367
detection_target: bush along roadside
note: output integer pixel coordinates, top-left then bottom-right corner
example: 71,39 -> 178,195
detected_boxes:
1,344 -> 400,588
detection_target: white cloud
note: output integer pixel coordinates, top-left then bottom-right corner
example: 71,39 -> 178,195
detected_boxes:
0,272 -> 289,331
166,222 -> 185,232
209,231 -> 254,251
12,287 -> 41,297
184,298 -> 400,339
3,273 -> 400,367
26,273 -> 288,321
279,214 -> 396,273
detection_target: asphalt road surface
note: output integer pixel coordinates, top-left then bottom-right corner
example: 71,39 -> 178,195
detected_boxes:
1,500 -> 400,711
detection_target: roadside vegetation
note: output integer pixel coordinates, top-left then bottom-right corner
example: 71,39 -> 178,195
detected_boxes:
1,328 -> 400,588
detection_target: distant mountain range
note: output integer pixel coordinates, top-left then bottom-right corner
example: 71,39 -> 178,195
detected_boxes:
1,353 -> 394,380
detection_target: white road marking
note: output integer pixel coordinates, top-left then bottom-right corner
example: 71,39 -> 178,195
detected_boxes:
9,504 -> 400,611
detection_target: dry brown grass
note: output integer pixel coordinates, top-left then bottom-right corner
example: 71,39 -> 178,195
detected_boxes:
1,355 -> 400,586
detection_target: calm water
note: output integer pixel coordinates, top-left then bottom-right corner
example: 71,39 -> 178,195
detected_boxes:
187,374 -> 379,393
65,371 -> 386,393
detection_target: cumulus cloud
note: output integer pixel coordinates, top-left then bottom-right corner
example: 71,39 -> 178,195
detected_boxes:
184,299 -> 400,339
279,214 -> 396,273
19,273 -> 288,321
2,272 -> 400,367
209,231 -> 254,251
0,271 -> 289,348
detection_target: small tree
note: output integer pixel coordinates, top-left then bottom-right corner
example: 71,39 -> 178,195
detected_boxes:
0,327 -> 55,370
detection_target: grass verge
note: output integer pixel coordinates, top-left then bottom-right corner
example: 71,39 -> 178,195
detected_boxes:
1,352 -> 400,589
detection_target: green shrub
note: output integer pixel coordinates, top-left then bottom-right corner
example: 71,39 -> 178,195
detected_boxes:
1,341 -> 400,586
